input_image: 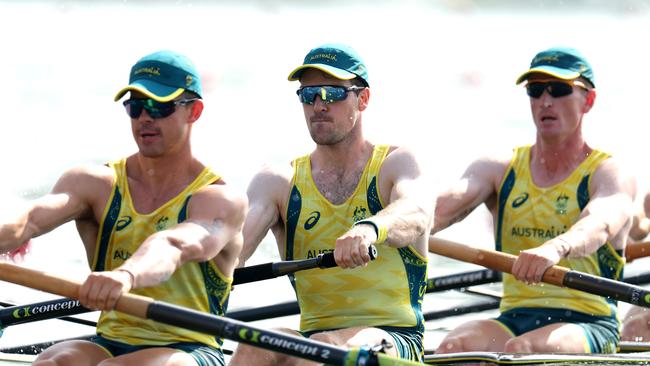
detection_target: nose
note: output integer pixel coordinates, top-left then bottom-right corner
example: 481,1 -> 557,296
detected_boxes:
312,95 -> 328,111
539,89 -> 553,107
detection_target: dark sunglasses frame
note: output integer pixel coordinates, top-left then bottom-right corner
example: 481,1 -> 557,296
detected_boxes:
123,98 -> 199,119
525,80 -> 588,99
296,85 -> 365,105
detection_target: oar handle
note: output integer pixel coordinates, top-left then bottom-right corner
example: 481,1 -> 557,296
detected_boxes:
428,236 -> 568,286
626,241 -> 650,262
317,245 -> 378,268
0,262 -> 152,318
232,245 -> 377,286
429,236 -> 650,307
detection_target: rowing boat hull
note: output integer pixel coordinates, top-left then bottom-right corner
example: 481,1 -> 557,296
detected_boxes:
0,353 -> 33,365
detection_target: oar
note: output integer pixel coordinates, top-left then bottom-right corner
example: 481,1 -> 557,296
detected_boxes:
422,268 -> 650,322
428,236 -> 650,308
626,241 -> 650,263
0,298 -> 94,333
233,245 -> 377,285
0,262 -> 420,366
0,247 -> 377,335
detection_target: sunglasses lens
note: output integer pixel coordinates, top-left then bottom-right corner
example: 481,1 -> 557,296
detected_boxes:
297,86 -> 349,104
124,100 -> 144,118
526,83 -> 545,98
123,99 -> 176,119
547,82 -> 573,97
526,82 -> 574,98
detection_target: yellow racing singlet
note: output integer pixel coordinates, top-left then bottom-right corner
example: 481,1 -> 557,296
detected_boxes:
285,145 -> 428,332
496,146 -> 624,317
92,158 -> 232,347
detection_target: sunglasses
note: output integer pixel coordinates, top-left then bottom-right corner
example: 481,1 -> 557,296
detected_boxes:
525,80 -> 588,99
123,98 -> 198,119
296,85 -> 365,105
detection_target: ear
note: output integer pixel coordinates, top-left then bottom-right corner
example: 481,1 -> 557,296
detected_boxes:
357,87 -> 370,111
583,89 -> 596,113
189,99 -> 204,122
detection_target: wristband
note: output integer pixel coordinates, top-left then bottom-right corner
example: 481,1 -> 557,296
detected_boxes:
116,268 -> 136,287
354,219 -> 388,244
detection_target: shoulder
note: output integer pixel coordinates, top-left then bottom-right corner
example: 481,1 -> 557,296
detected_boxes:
381,145 -> 425,179
247,162 -> 294,198
52,164 -> 115,193
189,183 -> 248,226
591,155 -> 636,195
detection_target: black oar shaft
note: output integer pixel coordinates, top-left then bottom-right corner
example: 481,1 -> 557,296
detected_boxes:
147,301 -> 349,364
563,270 -> 650,307
426,269 -> 500,292
232,245 -> 377,285
0,299 -> 90,328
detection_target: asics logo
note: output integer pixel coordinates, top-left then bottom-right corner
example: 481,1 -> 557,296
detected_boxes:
512,193 -> 529,208
116,216 -> 132,231
304,211 -> 321,230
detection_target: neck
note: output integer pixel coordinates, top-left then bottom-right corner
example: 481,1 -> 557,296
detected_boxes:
530,136 -> 592,185
312,138 -> 373,173
129,149 -> 198,188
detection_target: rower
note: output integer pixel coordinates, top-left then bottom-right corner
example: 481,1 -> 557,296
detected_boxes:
430,47 -> 635,354
0,50 -> 247,366
229,43 -> 433,365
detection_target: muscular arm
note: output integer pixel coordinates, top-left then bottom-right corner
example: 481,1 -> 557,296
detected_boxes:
431,156 -> 508,235
239,165 -> 290,265
0,166 -> 101,253
118,185 -> 248,288
336,146 -> 433,267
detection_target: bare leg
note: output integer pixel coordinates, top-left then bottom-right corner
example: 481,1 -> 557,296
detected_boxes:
33,340 -> 111,366
436,319 -> 512,353
504,322 -> 590,353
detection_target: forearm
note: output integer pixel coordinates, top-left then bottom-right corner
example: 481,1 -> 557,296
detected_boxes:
0,214 -> 34,253
365,198 -> 429,247
552,217 -> 612,258
118,236 -> 183,288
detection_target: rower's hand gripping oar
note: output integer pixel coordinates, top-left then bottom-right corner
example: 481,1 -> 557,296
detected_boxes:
0,245 -> 377,336
233,245 -> 378,285
429,236 -> 650,308
0,261 -> 421,366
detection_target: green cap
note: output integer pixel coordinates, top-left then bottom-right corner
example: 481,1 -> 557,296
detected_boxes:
288,43 -> 369,87
515,47 -> 595,87
114,50 -> 202,102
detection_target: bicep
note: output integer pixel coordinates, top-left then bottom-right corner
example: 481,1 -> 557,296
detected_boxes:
240,176 -> 285,262
582,161 -> 635,234
28,169 -> 96,236
434,159 -> 504,227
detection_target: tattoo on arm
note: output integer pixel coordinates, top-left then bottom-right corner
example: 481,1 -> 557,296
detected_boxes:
448,206 -> 477,226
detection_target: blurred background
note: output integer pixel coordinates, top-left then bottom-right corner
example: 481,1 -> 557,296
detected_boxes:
1,0 -> 649,353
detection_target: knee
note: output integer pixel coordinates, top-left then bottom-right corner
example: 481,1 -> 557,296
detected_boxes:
436,337 -> 465,354
230,343 -> 276,365
309,332 -> 336,344
33,350 -> 76,366
503,337 -> 533,353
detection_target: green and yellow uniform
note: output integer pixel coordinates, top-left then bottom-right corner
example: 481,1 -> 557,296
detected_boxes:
285,144 -> 428,361
92,158 -> 232,350
494,145 -> 622,352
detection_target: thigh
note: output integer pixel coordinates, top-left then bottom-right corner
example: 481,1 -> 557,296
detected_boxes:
104,347 -> 198,366
508,322 -> 588,353
437,319 -> 513,353
34,340 -> 111,366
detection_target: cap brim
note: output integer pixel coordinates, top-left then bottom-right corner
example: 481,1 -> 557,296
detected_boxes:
515,66 -> 581,85
113,79 -> 185,102
287,64 -> 357,82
